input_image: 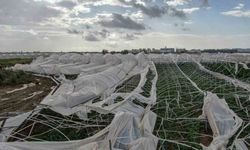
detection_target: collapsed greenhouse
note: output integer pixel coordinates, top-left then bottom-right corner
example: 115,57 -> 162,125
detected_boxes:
0,52 -> 250,150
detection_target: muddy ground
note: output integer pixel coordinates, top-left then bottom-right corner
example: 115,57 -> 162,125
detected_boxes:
0,75 -> 56,114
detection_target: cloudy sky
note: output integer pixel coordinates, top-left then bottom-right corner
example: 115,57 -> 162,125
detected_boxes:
0,0 -> 250,52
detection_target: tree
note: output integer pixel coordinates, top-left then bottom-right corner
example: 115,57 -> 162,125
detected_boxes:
121,50 -> 129,54
102,49 -> 109,55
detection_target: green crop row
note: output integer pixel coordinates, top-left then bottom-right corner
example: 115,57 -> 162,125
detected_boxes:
178,62 -> 250,120
140,69 -> 155,97
115,74 -> 140,93
0,58 -> 32,68
202,62 -> 250,84
8,108 -> 114,142
153,62 -> 250,149
153,63 -> 207,150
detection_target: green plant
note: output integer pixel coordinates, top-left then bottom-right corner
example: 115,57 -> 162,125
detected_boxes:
0,58 -> 32,68
0,69 -> 33,86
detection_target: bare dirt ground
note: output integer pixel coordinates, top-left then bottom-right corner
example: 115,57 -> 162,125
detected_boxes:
0,76 -> 56,114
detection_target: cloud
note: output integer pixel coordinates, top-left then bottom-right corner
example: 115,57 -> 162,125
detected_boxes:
78,0 -> 126,7
56,0 -> 77,9
124,11 -> 144,22
184,21 -> 193,25
182,27 -> 190,31
132,4 -> 166,18
166,0 -> 190,6
221,10 -> 250,18
98,13 -> 146,30
71,27 -> 141,42
79,29 -> 110,41
96,29 -> 110,38
234,3 -> 244,10
85,25 -> 91,29
201,0 -> 209,8
27,29 -> 38,35
221,2 -> 250,18
43,36 -> 49,40
119,0 -> 187,19
182,7 -> 200,14
0,0 -> 61,25
122,33 -> 138,40
72,5 -> 91,16
67,28 -> 110,40
166,0 -> 209,9
67,29 -> 83,34
84,33 -> 100,41
106,41 -> 118,47
221,3 -> 250,18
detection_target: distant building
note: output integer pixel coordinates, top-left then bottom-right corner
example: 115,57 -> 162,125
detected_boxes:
176,48 -> 187,53
160,47 -> 175,53
237,49 -> 250,53
189,49 -> 201,53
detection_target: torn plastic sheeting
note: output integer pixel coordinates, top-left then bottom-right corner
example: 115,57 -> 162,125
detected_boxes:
1,53 -> 158,150
85,64 -> 157,117
13,54 -> 101,75
0,112 -> 32,142
74,65 -> 136,92
106,111 -> 157,150
0,108 -> 112,149
104,54 -> 121,65
37,56 -> 91,75
140,110 -> 157,133
58,53 -> 90,64
13,64 -> 46,74
49,106 -> 89,120
130,62 -> 158,104
200,92 -> 243,150
112,113 -> 141,149
39,64 -> 60,75
132,66 -> 149,94
32,56 -> 44,64
89,54 -> 105,64
234,139 -> 248,150
59,63 -> 101,75
60,55 -> 121,75
74,55 -> 138,89
148,61 -> 158,104
40,55 -> 138,108
44,90 -> 96,108
111,100 -> 146,116
122,62 -> 157,104
76,65 -> 124,86
86,61 -> 158,114
129,136 -> 158,150
86,96 -> 145,117
148,53 -> 250,64
0,136 -> 108,150
136,53 -> 149,68
79,64 -> 113,76
0,111 -> 157,150
98,93 -> 127,106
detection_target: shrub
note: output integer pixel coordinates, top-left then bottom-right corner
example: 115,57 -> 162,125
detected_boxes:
0,69 -> 33,86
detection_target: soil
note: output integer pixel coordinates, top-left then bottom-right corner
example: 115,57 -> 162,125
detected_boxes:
0,75 -> 56,115
200,121 -> 213,146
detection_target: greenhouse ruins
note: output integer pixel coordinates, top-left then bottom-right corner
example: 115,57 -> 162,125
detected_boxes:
0,53 -> 250,150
